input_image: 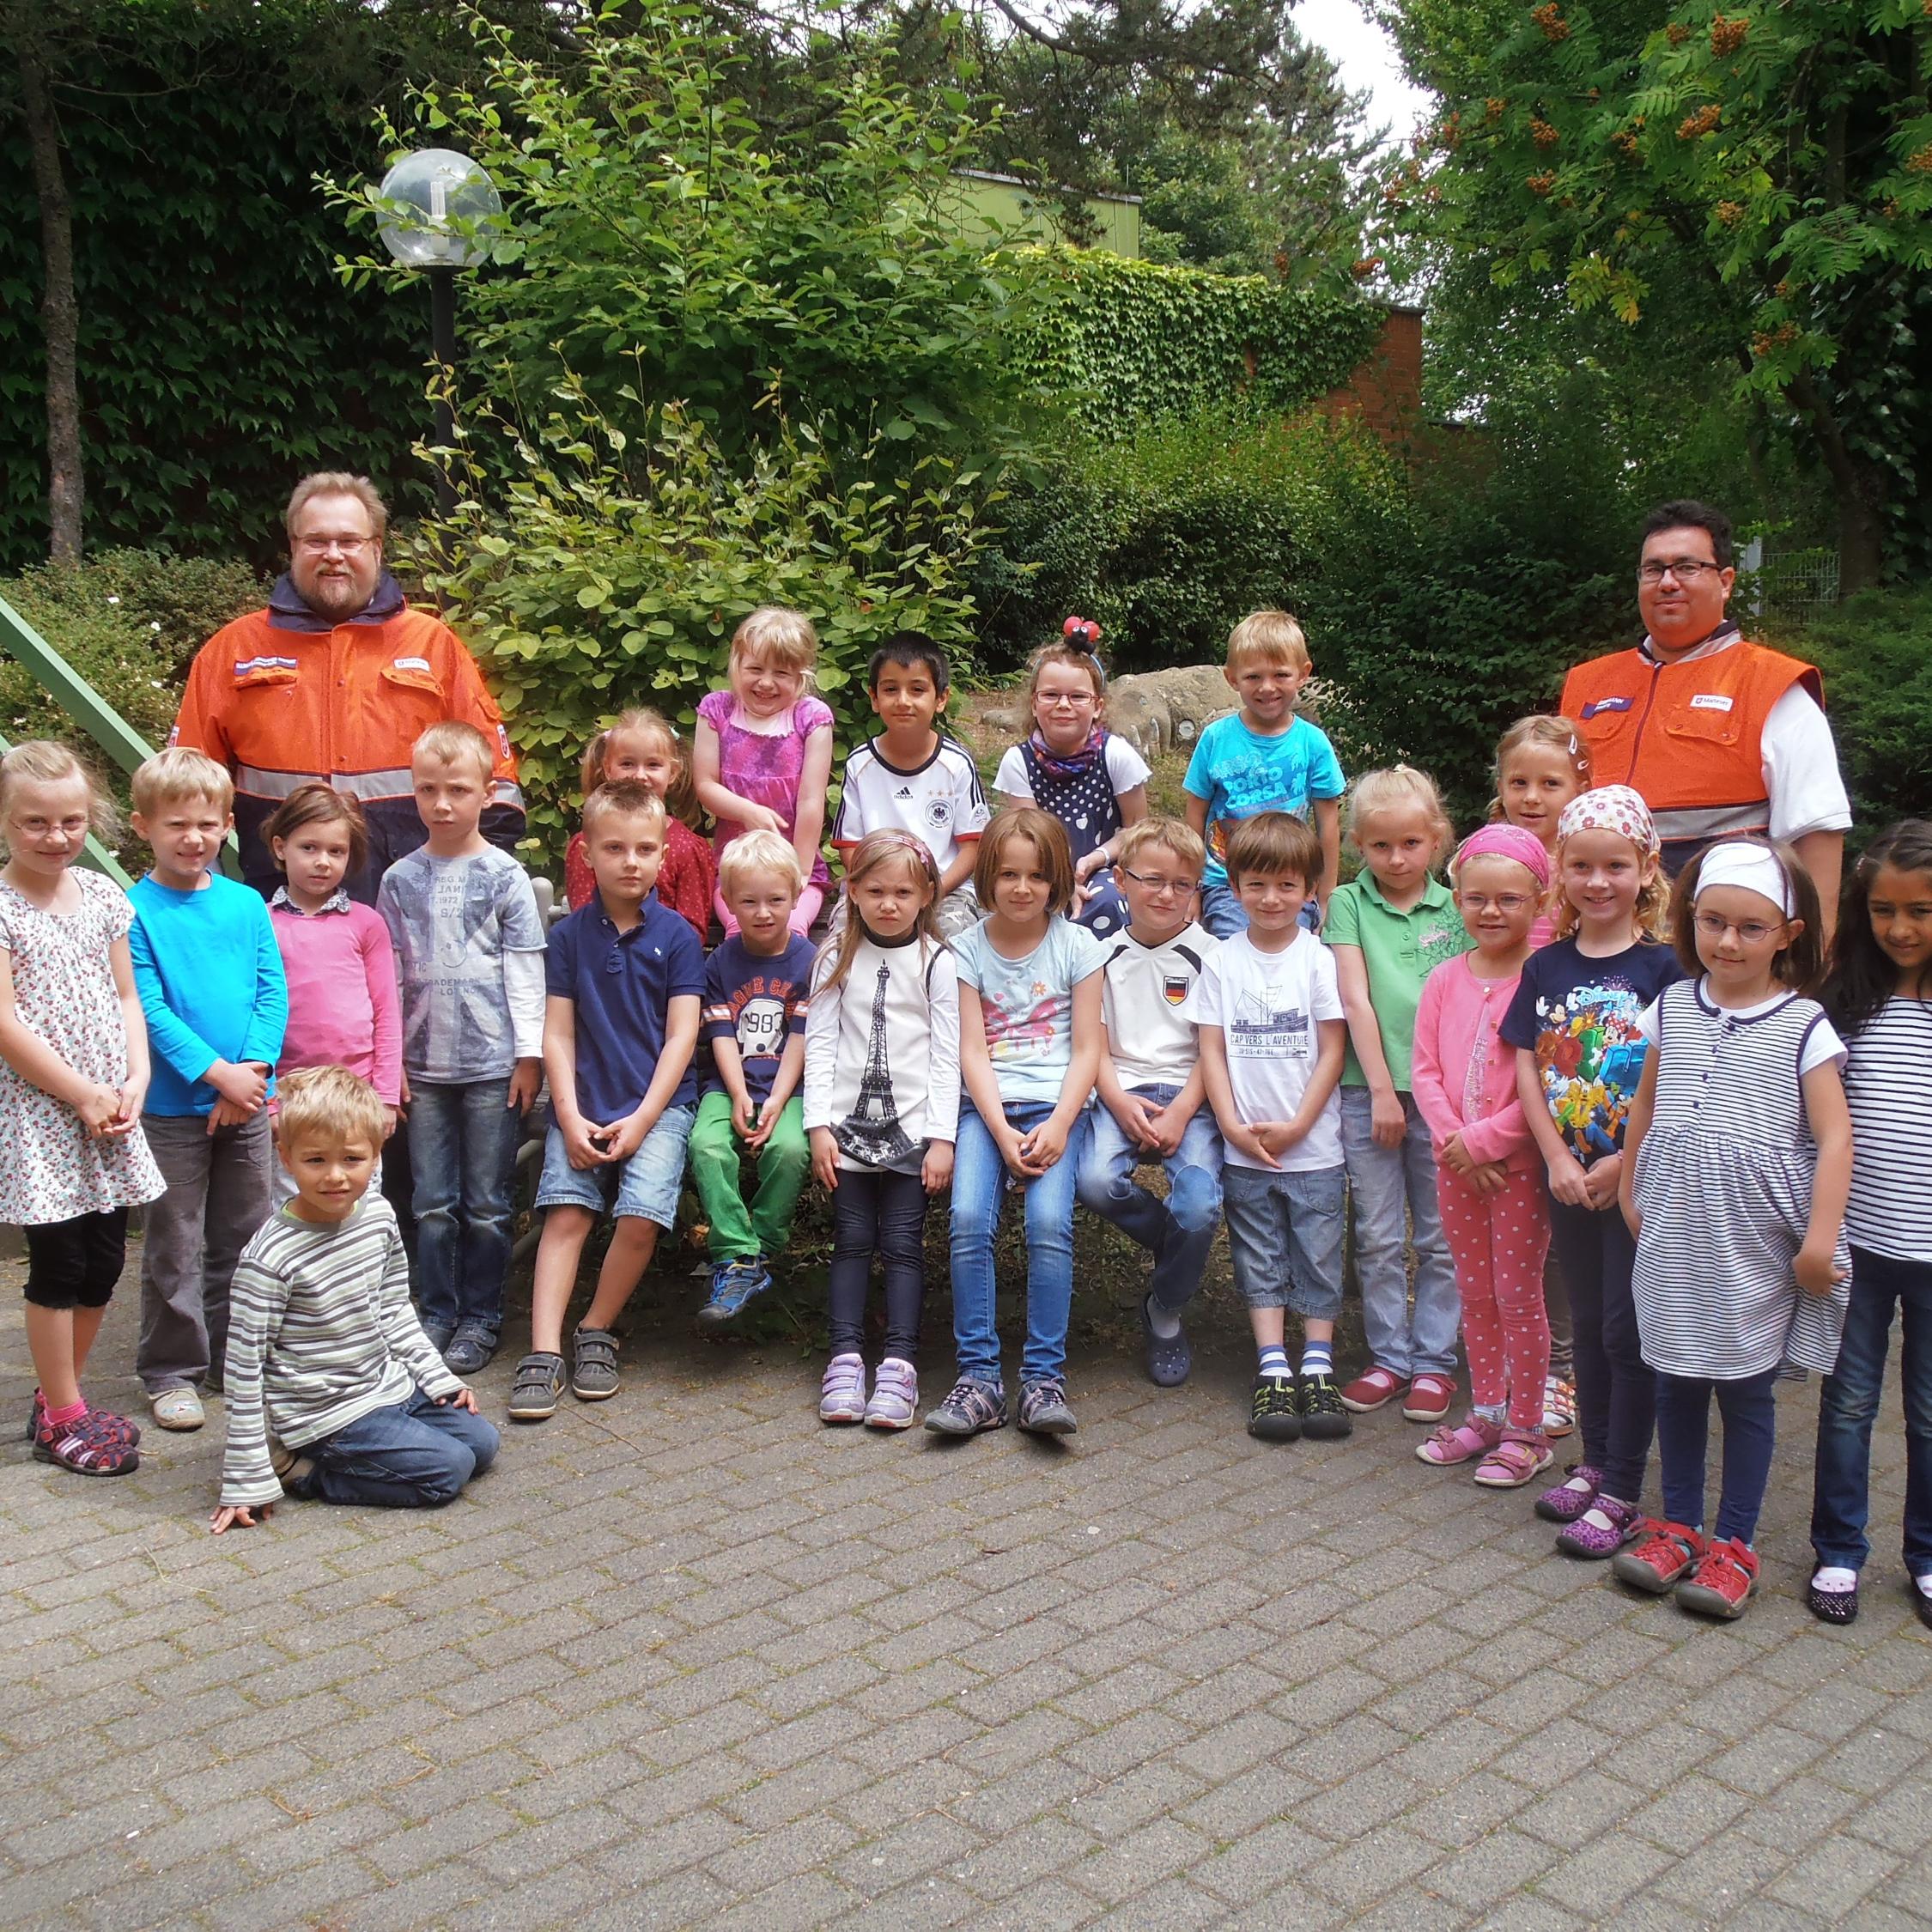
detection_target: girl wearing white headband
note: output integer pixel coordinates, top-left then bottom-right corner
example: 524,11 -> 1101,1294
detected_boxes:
1613,836 -> 1851,1621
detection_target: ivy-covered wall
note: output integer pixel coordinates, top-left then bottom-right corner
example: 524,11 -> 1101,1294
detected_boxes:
1012,248 -> 1388,434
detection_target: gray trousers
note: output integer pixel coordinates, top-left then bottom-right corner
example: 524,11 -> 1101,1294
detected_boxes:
137,1110 -> 274,1394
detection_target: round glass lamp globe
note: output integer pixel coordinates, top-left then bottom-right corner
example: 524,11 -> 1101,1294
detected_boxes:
374,149 -> 502,270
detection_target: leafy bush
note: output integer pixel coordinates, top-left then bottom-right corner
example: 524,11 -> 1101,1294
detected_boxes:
410,386 -> 993,868
0,550 -> 263,754
1008,251 -> 1384,434
1786,591 -> 1932,843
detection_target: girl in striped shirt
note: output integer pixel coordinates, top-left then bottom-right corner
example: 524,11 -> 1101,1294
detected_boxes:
1809,822 -> 1932,1630
1615,839 -> 1851,1620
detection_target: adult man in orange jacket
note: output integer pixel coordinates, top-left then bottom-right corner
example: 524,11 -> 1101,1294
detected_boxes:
171,471 -> 525,899
1561,500 -> 1848,924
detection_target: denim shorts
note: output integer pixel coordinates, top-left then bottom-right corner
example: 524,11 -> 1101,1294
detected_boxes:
1220,1162 -> 1346,1317
534,1104 -> 696,1229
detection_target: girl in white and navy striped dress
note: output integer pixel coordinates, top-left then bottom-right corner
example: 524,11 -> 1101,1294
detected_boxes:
1617,839 -> 1852,1621
1809,822 -> 1932,1630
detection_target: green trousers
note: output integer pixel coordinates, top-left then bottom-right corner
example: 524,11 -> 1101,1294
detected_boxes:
688,1090 -> 810,1263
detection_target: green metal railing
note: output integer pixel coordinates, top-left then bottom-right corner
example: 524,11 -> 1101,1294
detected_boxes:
0,591 -> 238,882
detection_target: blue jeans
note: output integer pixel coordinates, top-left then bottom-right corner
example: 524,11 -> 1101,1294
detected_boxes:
1076,1084 -> 1222,1310
1655,1366 -> 1779,1545
1813,1246 -> 1932,1579
1200,883 -> 1321,940
950,1099 -> 1091,1388
409,1076 -> 524,1340
1340,1087 -> 1461,1379
289,1389 -> 500,1510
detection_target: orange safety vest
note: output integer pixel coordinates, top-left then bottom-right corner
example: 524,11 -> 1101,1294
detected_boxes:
1559,637 -> 1822,867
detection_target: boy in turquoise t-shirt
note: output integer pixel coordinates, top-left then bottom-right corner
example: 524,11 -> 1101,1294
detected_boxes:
1183,611 -> 1345,940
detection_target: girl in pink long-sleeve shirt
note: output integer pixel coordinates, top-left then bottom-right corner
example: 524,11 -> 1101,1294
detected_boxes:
1411,824 -> 1553,1489
264,787 -> 401,1194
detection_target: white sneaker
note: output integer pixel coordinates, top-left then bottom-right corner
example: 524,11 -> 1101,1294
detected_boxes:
149,1387 -> 205,1431
819,1352 -> 867,1425
864,1358 -> 919,1431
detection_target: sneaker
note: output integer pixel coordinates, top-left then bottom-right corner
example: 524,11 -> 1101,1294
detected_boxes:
1541,1374 -> 1577,1439
1248,1375 -> 1301,1443
1338,1366 -> 1406,1413
1416,1416 -> 1504,1467
32,1406 -> 137,1477
1472,1432 -> 1554,1489
420,1319 -> 455,1355
696,1258 -> 772,1326
149,1387 -> 205,1432
1534,1462 -> 1604,1523
1613,1519 -> 1707,1593
924,1377 -> 1007,1437
570,1326 -> 621,1400
1556,1494 -> 1642,1559
1674,1536 -> 1759,1619
864,1358 -> 919,1431
819,1352 -> 868,1425
507,1352 -> 565,1421
1018,1378 -> 1078,1436
1141,1296 -> 1192,1388
1401,1373 -> 1456,1423
1297,1374 -> 1352,1441
442,1326 -> 498,1376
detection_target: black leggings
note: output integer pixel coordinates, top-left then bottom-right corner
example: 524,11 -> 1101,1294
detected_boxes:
1546,1194 -> 1654,1504
827,1168 -> 928,1362
24,1208 -> 129,1310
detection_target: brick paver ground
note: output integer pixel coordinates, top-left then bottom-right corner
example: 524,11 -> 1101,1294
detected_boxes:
3,1246 -> 1929,1930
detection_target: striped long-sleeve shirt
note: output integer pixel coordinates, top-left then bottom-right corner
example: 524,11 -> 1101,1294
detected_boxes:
219,1194 -> 461,1509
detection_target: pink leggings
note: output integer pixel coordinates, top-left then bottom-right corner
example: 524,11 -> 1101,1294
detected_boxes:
1436,1163 -> 1552,1431
715,882 -> 825,938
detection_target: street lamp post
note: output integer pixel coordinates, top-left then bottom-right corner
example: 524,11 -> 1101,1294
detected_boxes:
374,148 -> 502,517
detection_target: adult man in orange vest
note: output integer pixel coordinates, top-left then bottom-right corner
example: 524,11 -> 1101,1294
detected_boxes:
171,471 -> 525,899
1561,500 -> 1848,924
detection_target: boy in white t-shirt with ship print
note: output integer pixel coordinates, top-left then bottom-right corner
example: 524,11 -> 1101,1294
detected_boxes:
1187,811 -> 1351,1446
1076,817 -> 1222,1389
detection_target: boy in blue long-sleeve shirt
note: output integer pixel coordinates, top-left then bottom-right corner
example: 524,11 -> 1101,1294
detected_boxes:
128,750 -> 288,1431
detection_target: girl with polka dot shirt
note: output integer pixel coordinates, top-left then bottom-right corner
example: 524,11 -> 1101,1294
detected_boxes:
992,623 -> 1150,941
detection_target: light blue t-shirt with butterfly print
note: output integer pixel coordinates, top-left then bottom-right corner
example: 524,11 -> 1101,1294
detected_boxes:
951,915 -> 1107,1107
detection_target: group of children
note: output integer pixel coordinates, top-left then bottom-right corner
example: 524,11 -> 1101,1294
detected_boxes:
2,600 -> 1925,1632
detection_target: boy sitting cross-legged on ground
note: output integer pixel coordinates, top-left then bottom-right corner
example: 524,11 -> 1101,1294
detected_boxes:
210,1066 -> 498,1530
1074,817 -> 1222,1387
1186,811 -> 1352,1443
690,830 -> 816,1324
509,781 -> 703,1421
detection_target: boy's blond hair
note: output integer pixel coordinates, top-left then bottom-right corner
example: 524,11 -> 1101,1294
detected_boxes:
719,829 -> 805,898
732,605 -> 819,676
1225,610 -> 1310,673
1117,816 -> 1205,878
580,781 -> 667,838
275,1065 -> 387,1151
1225,810 -> 1323,888
131,748 -> 234,817
412,720 -> 494,779
1346,764 -> 1454,866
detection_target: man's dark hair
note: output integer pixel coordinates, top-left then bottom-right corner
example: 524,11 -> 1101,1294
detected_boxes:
867,631 -> 951,694
1641,499 -> 1733,568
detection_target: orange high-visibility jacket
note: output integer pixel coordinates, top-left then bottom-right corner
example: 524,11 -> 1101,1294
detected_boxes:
171,605 -> 524,896
1560,638 -> 1822,872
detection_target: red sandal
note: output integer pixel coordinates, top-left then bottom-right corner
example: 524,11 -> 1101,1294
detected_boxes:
32,1406 -> 139,1477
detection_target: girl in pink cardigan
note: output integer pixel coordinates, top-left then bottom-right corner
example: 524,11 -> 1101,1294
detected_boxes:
1411,824 -> 1553,1488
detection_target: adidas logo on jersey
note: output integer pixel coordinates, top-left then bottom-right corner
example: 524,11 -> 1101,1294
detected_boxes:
895,785 -> 914,799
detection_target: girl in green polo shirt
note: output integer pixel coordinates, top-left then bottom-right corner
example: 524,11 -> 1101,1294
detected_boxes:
1325,767 -> 1469,1424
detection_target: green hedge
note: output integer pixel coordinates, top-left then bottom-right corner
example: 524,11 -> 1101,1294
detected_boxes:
1009,249 -> 1385,434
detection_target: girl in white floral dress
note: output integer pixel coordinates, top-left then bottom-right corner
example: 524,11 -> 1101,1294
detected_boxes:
0,744 -> 164,1475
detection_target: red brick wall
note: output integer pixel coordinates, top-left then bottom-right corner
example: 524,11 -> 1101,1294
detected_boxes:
1319,307 -> 1424,444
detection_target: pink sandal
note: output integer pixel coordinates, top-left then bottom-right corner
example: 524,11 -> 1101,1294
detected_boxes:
1473,1433 -> 1554,1489
1415,1416 -> 1503,1467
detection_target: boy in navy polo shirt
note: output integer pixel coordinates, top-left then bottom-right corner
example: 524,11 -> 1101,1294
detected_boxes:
508,783 -> 703,1421
690,831 -> 817,1326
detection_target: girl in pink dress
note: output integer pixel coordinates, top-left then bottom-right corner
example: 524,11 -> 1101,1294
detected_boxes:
693,607 -> 835,937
